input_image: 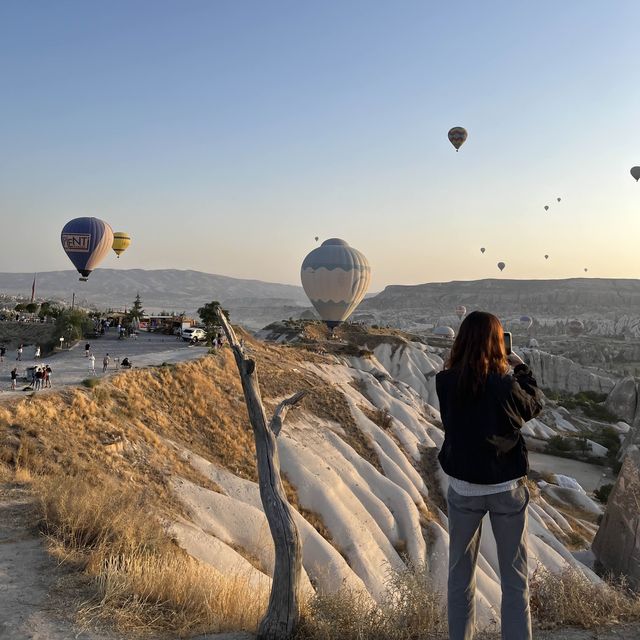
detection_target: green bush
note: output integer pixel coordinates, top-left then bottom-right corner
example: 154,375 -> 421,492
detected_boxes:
594,483 -> 614,504
82,378 -> 100,389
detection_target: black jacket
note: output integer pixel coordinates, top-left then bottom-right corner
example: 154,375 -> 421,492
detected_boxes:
436,364 -> 544,484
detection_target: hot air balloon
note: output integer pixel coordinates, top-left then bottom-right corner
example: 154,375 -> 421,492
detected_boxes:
433,326 -> 455,339
631,167 -> 640,182
315,236 -> 319,242
300,238 -> 371,330
557,197 -> 562,202
480,247 -> 486,254
519,315 -> 533,330
584,268 -> 588,273
61,217 -> 114,281
112,232 -> 131,258
544,205 -> 549,211
497,262 -> 506,272
448,127 -> 467,152
455,305 -> 466,319
568,319 -> 584,337
544,254 -> 549,260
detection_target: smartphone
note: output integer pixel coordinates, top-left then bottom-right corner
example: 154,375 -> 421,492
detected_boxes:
503,331 -> 512,355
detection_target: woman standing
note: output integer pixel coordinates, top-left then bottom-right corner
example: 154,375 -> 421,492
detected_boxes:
436,311 -> 543,640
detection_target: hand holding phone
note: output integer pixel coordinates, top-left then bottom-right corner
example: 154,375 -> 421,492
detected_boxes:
503,331 -> 512,355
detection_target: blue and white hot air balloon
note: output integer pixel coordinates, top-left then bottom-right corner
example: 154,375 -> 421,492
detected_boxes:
300,238 -> 371,330
61,217 -> 114,281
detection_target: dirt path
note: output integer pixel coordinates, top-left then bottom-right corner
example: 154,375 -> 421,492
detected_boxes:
0,483 -> 113,640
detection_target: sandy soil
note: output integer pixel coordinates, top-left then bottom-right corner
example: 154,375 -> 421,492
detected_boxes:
0,483 -> 115,640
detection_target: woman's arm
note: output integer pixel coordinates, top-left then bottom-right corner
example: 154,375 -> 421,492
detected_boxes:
508,364 -> 544,422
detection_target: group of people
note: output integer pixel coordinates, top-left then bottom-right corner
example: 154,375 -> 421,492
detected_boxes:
84,344 -> 131,375
8,363 -> 52,390
28,364 -> 52,390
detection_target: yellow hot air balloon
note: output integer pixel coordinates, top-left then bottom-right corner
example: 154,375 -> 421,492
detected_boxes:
112,232 -> 131,258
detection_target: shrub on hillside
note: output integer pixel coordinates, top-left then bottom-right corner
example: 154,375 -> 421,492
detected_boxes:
530,566 -> 640,628
594,483 -> 614,504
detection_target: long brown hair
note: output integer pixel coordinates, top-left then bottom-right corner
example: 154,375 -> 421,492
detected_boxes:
446,311 -> 509,399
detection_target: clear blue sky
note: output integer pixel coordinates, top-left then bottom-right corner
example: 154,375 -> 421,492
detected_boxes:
1,1 -> 639,290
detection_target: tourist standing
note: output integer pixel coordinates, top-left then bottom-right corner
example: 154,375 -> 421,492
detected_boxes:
16,344 -> 23,361
436,311 -> 543,640
44,365 -> 52,388
10,368 -> 18,390
34,344 -> 41,360
0,345 -> 6,362
89,353 -> 96,375
85,342 -> 91,357
103,353 -> 110,373
35,367 -> 43,390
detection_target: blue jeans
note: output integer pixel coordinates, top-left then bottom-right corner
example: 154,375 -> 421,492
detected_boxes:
447,484 -> 531,640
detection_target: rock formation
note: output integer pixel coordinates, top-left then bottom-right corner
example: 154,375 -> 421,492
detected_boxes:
592,446 -> 640,588
604,377 -> 638,424
522,349 -> 616,395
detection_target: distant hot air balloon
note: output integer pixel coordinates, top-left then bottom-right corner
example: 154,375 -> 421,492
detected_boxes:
519,315 -> 533,330
300,238 -> 371,330
61,217 -> 114,281
557,197 -> 562,202
112,232 -> 131,258
544,205 -> 549,211
480,247 -> 486,254
568,319 -> 584,337
455,305 -> 466,319
584,268 -> 588,272
630,167 -> 640,182
497,262 -> 506,272
433,326 -> 455,339
315,236 -> 319,242
448,127 -> 467,152
544,254 -> 549,260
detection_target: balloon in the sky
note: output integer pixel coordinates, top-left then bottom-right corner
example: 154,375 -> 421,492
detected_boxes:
448,127 -> 468,152
61,217 -> 114,281
455,305 -> 467,319
433,326 -> 455,338
112,232 -> 131,258
497,262 -> 506,272
568,319 -> 584,337
544,254 -> 549,260
584,268 -> 588,272
315,236 -> 319,242
544,205 -> 549,211
519,315 -> 533,330
630,167 -> 640,182
301,238 -> 371,329
557,197 -> 562,202
480,247 -> 486,254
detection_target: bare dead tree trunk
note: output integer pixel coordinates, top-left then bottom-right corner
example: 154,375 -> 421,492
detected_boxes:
216,309 -> 304,640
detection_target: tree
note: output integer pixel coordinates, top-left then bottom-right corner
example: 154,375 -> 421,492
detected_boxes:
25,302 -> 39,314
215,309 -> 304,639
128,293 -> 145,321
197,301 -> 229,343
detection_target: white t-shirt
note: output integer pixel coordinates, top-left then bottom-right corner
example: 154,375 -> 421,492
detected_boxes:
448,475 -> 524,497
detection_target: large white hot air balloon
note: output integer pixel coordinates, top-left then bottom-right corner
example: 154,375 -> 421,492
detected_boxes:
300,238 -> 371,329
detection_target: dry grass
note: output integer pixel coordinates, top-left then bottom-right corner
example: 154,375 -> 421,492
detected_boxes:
530,566 -> 640,629
36,475 -> 267,636
82,550 -> 267,636
297,563 -> 445,640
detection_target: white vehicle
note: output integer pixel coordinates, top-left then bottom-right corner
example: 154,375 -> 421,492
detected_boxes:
181,327 -> 207,343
